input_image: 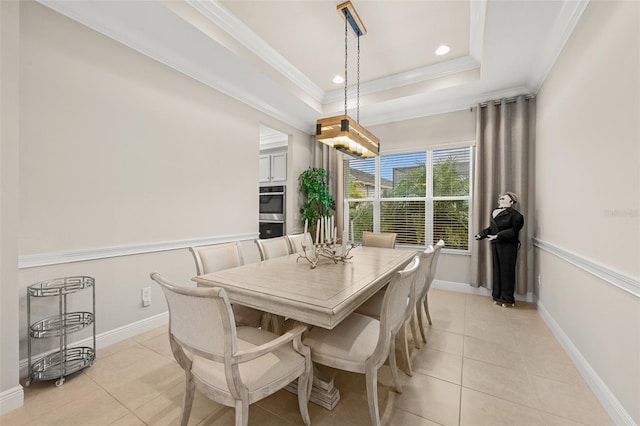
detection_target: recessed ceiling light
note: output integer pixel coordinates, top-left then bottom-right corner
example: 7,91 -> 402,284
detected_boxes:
333,75 -> 344,84
435,45 -> 450,56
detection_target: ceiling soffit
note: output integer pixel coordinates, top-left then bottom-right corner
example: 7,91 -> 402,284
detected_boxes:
36,0 -> 590,133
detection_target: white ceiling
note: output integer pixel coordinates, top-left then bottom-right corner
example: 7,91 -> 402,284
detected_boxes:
39,0 -> 589,134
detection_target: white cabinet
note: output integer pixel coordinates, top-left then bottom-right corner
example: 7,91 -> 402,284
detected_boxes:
259,152 -> 287,184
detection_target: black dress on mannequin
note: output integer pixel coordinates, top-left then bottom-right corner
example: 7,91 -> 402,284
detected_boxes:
476,207 -> 524,304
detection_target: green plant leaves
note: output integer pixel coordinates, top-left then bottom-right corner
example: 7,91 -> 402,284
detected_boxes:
299,167 -> 336,237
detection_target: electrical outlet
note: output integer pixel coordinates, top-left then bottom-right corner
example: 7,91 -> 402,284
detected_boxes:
142,287 -> 151,307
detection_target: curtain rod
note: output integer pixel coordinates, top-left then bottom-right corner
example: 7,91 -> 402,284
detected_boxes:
472,95 -> 535,110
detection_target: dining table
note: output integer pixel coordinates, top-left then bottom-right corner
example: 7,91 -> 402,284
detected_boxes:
192,244 -> 417,409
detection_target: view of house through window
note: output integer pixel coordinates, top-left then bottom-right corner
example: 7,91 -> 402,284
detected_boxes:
344,146 -> 472,250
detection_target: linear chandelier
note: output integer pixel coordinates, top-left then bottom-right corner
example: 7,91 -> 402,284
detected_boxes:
316,1 -> 380,159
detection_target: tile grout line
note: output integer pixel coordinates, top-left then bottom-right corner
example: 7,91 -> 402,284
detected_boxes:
81,361 -> 147,425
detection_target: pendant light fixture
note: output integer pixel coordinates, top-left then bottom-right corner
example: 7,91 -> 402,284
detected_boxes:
316,1 -> 380,159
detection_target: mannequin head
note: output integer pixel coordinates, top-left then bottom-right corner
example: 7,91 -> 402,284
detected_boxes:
498,192 -> 518,208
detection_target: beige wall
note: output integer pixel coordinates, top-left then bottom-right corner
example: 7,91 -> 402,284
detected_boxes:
20,2 -> 258,253
535,0 -> 639,422
0,0 -> 22,410
370,109 -> 476,154
6,1 -> 637,421
369,109 -> 477,285
9,1 -> 313,384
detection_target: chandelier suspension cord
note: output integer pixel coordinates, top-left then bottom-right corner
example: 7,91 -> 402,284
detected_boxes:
357,35 -> 360,123
344,16 -> 348,116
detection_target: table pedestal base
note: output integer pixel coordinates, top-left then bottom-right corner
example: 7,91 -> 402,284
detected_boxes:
285,368 -> 340,410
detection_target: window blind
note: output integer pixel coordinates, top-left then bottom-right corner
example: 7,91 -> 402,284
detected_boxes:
344,146 -> 472,250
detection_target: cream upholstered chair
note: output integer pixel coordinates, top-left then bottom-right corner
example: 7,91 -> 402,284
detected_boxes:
361,231 -> 397,248
255,236 -> 291,261
407,246 -> 435,350
189,243 -> 263,328
286,232 -> 312,254
303,256 -> 420,426
151,273 -> 312,426
355,249 -> 433,375
416,239 -> 445,344
254,236 -> 292,333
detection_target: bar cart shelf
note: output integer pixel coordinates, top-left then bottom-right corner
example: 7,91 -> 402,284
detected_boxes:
26,276 -> 96,387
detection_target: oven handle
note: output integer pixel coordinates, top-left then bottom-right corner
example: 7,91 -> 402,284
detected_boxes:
259,213 -> 285,222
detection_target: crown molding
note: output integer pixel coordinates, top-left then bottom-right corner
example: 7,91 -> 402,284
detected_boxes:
528,0 -> 590,93
187,0 -> 325,104
324,55 -> 480,104
35,0 -> 587,132
469,0 -> 487,62
363,86 -> 533,127
37,0 -> 315,132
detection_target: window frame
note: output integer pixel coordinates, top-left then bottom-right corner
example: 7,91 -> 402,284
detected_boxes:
343,144 -> 474,253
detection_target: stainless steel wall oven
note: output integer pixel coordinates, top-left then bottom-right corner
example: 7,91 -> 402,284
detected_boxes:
259,185 -> 285,239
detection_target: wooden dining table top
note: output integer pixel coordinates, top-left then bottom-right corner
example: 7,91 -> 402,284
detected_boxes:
192,245 -> 417,329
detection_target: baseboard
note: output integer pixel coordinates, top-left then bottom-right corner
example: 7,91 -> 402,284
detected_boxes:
536,299 -> 635,426
431,279 -> 535,303
0,385 -> 24,416
19,312 -> 169,378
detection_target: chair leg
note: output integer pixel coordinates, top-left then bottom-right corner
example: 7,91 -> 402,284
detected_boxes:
397,322 -> 412,376
235,399 -> 249,426
417,299 -> 427,344
180,372 -> 196,426
387,338 -> 402,394
295,343 -> 312,426
365,366 -> 382,426
424,295 -> 432,325
410,312 -> 421,350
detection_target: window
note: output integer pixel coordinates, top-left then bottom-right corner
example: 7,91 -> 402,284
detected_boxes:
344,146 -> 472,250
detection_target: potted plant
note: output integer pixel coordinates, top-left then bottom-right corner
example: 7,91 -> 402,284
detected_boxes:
299,167 -> 336,241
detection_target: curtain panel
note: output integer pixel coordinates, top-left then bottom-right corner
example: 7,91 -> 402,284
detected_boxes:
471,96 -> 534,295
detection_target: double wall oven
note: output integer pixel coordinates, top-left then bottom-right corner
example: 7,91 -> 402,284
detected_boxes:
259,185 -> 285,239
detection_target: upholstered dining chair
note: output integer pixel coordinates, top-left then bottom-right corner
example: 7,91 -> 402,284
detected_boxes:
254,236 -> 292,333
416,239 -> 445,344
303,256 -> 420,426
150,273 -> 312,426
361,231 -> 397,248
286,232 -> 313,254
355,249 -> 433,375
189,243 -> 263,328
255,236 -> 291,261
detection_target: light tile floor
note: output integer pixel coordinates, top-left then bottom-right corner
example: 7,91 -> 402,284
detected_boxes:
2,290 -> 613,426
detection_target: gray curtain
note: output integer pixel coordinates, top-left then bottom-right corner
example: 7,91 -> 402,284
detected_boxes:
313,138 -> 344,238
470,96 -> 533,295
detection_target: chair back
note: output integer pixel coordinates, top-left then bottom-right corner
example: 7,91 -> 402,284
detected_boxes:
255,236 -> 291,260
150,273 -> 235,362
362,231 -> 397,248
190,242 -> 242,275
286,232 -> 312,254
372,256 -> 419,360
427,239 -> 445,288
414,247 -> 435,301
